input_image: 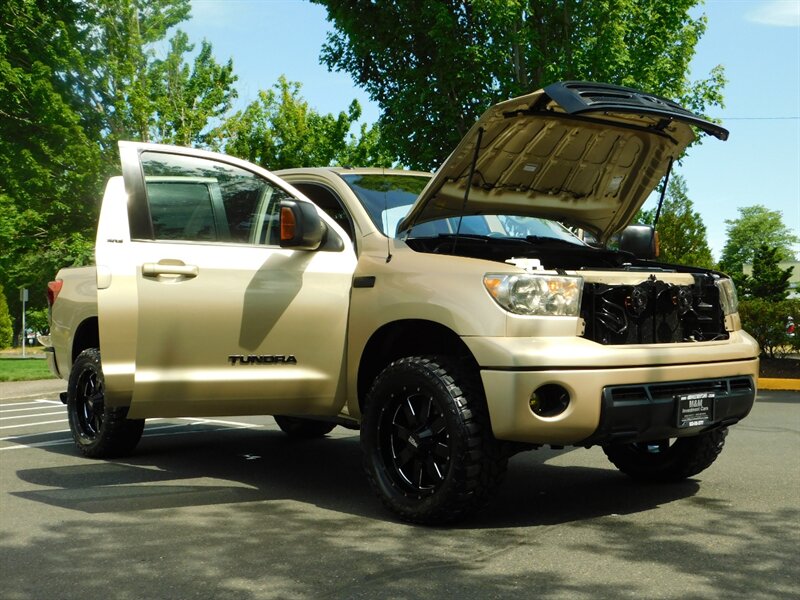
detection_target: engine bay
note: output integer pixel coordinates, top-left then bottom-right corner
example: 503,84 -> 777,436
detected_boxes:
406,234 -> 729,345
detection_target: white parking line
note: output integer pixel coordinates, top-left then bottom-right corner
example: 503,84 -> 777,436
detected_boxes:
0,429 -> 70,442
0,419 -> 263,451
177,417 -> 260,428
0,400 -> 62,410
0,411 -> 66,421
0,393 -> 60,401
0,437 -> 75,451
0,419 -> 68,430
0,405 -> 65,414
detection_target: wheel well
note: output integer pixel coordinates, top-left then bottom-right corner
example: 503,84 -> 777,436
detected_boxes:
357,320 -> 479,411
72,317 -> 99,363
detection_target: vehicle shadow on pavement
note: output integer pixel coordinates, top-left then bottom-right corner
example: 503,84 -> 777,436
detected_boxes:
7,427 -> 798,600
14,426 -> 699,528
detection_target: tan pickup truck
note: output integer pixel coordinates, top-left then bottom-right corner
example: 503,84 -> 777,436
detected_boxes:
42,81 -> 759,524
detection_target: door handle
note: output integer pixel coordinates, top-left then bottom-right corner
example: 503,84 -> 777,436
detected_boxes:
142,262 -> 199,278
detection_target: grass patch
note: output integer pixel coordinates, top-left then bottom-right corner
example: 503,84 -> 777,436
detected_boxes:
0,357 -> 56,382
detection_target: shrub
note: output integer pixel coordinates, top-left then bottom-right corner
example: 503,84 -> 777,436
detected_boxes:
0,284 -> 13,349
738,298 -> 800,358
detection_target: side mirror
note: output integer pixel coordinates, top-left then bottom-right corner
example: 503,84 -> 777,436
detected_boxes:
279,199 -> 326,250
620,224 -> 659,260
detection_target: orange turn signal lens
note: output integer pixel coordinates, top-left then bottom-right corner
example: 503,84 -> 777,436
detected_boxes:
280,206 -> 296,241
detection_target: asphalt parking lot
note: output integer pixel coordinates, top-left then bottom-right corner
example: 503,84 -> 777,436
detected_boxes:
1,381 -> 798,600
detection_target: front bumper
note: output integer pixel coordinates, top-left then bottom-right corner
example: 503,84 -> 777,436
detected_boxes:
480,358 -> 759,445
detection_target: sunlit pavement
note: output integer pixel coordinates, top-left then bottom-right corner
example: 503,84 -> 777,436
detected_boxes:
1,381 -> 797,599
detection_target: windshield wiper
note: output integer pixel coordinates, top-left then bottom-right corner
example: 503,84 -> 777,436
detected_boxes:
525,235 -> 584,247
435,233 -> 530,243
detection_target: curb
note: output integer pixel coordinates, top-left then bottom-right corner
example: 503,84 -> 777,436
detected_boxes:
758,378 -> 800,392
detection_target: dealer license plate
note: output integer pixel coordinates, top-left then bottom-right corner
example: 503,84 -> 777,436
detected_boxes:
676,392 -> 715,428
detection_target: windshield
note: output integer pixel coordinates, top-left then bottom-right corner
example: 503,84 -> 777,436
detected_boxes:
340,173 -> 430,236
340,172 -> 584,246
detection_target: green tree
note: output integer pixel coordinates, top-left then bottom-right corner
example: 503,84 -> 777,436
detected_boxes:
0,0 -> 237,330
718,205 -> 799,278
84,0 -> 192,145
0,284 -> 13,349
149,31 -> 238,146
84,1 -> 237,153
216,76 -> 393,169
0,1 -> 104,327
314,0 -> 726,169
636,174 -> 714,269
747,244 -> 793,302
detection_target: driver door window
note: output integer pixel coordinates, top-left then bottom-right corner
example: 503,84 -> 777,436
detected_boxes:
140,151 -> 290,245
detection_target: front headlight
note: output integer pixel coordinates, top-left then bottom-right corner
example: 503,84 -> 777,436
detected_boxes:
484,273 -> 583,316
715,277 -> 738,315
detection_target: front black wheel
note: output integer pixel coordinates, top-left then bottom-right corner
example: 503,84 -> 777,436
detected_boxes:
67,348 -> 144,458
361,356 -> 506,524
602,428 -> 728,482
274,415 -> 336,438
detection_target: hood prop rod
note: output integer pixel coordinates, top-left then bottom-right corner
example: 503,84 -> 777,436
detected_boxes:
452,126 -> 485,254
651,156 -> 674,248
652,157 -> 673,228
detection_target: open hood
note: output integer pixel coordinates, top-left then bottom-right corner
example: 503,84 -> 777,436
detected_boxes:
398,81 -> 728,243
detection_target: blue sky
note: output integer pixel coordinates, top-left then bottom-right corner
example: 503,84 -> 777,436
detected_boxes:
182,0 -> 800,260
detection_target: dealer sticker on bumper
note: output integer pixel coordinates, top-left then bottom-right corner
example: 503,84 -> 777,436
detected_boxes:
677,392 -> 715,428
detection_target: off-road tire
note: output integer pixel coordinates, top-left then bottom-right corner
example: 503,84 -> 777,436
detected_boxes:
67,348 -> 144,458
602,427 -> 728,482
361,356 -> 507,525
274,415 -> 336,438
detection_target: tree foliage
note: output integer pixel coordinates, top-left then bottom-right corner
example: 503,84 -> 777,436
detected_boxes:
314,0 -> 726,169
0,284 -> 13,349
636,174 -> 714,269
738,298 -> 800,359
0,1 -> 104,329
718,205 -> 799,278
83,0 -> 238,153
1,1 -> 386,338
745,245 -> 794,302
149,31 -> 238,146
0,0 -> 239,329
84,0 -> 192,145
216,76 -> 392,169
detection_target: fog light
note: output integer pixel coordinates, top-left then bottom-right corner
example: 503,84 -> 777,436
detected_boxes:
529,385 -> 570,417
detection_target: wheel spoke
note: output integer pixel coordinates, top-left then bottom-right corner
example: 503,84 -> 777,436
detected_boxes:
430,416 -> 447,435
396,445 -> 415,467
394,423 -> 411,440
402,397 -> 416,424
433,442 -> 450,459
420,396 -> 432,423
412,460 -> 424,488
426,457 -> 445,482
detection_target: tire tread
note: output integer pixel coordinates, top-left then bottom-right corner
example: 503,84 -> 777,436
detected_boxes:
603,427 -> 728,482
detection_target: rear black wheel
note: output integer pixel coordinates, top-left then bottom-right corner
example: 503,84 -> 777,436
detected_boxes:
67,348 -> 144,458
361,356 -> 506,524
274,415 -> 336,438
602,428 -> 728,482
